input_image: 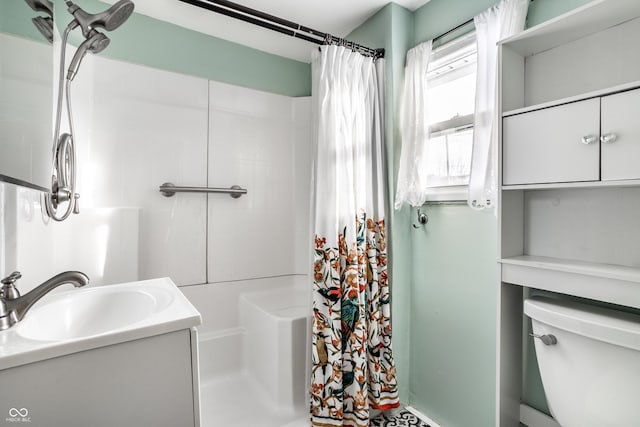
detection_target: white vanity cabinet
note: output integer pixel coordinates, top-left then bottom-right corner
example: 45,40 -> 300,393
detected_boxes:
503,87 -> 640,186
496,1 -> 640,427
0,329 -> 200,427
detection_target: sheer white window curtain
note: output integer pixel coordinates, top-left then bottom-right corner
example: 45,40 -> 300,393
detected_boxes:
468,0 -> 529,210
395,41 -> 432,209
395,0 -> 529,210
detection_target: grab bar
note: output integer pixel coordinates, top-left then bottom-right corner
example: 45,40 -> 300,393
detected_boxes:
159,182 -> 247,199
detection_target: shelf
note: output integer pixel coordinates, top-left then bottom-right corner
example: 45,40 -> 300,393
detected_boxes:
500,0 -> 640,56
496,2 -> 640,423
501,256 -> 640,283
502,80 -> 640,117
502,179 -> 640,191
500,256 -> 640,309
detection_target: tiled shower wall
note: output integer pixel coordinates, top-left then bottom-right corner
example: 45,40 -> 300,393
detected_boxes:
0,49 -> 312,298
207,82 -> 312,282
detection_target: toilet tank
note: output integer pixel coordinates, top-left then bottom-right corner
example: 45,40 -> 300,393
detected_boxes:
524,296 -> 640,427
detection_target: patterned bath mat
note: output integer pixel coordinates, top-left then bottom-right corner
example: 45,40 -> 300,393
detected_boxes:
370,409 -> 431,427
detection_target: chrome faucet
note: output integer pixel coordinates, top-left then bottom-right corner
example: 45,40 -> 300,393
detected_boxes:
0,271 -> 89,331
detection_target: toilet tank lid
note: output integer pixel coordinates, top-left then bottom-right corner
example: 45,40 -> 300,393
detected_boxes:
524,296 -> 640,352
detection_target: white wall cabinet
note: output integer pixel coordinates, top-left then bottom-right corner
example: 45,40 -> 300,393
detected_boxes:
496,1 -> 640,426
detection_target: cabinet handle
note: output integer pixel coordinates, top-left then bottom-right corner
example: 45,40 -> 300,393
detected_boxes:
600,133 -> 617,144
581,135 -> 598,145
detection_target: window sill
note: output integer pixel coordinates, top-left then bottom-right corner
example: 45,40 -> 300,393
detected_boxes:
423,185 -> 468,203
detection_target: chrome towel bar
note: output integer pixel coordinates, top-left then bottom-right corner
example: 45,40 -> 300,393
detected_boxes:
159,182 -> 247,199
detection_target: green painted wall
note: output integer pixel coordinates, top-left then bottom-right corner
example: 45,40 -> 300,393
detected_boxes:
526,0 -> 594,27
346,3 -> 415,404
410,207 -> 498,427
0,0 -> 49,41
414,0 -> 496,45
53,0 -> 311,96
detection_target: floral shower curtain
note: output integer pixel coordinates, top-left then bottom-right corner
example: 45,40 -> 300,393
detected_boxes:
310,45 -> 399,427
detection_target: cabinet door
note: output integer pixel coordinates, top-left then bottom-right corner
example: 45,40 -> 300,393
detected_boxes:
502,98 -> 600,185
601,88 -> 640,181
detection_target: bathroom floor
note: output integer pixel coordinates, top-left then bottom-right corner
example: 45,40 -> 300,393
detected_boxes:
200,371 -> 427,427
200,371 -> 308,427
370,409 -> 431,427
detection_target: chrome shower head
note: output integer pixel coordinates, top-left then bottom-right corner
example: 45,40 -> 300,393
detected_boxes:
66,0 -> 135,38
24,0 -> 53,17
67,31 -> 111,81
32,16 -> 54,43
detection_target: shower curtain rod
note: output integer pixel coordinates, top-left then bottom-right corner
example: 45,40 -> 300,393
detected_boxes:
177,0 -> 385,59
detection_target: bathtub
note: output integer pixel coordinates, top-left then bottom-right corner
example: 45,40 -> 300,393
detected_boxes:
192,279 -> 310,427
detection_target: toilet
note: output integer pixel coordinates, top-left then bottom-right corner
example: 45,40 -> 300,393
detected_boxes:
524,296 -> 640,427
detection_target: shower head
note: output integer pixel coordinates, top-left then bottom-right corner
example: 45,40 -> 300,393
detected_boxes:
32,16 -> 54,43
67,31 -> 111,81
66,0 -> 135,38
24,0 -> 53,17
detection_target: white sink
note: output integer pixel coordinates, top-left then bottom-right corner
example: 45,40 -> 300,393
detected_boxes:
16,285 -> 174,341
0,277 -> 201,371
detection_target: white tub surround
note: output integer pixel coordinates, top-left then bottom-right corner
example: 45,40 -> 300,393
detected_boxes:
207,81 -> 312,284
0,183 -> 140,289
1,53 -> 312,289
72,55 -> 209,286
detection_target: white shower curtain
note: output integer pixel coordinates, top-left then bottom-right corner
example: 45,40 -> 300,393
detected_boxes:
468,0 -> 529,209
310,45 -> 399,427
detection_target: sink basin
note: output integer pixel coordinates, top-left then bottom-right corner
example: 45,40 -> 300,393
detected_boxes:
16,285 -> 174,341
0,277 -> 200,371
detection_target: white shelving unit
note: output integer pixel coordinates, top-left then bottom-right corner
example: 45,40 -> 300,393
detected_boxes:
496,1 -> 640,426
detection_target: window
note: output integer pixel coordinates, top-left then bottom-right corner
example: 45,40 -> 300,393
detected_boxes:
424,33 -> 477,199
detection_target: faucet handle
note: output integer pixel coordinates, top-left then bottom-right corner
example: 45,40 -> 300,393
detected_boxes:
1,271 -> 22,300
1,271 -> 22,285
73,193 -> 80,215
